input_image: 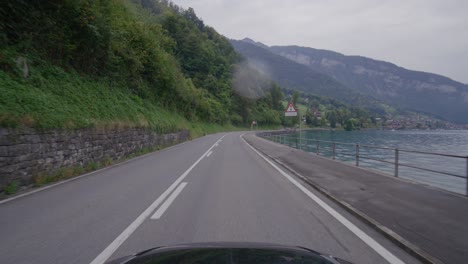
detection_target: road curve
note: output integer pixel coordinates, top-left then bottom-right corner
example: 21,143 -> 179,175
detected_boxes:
0,132 -> 421,264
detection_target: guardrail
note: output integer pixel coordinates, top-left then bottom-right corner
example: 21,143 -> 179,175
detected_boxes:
259,133 -> 468,196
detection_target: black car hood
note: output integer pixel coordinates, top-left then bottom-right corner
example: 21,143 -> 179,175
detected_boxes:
107,242 -> 353,264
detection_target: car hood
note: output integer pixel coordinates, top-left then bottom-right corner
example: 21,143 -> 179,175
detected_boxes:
106,242 -> 353,264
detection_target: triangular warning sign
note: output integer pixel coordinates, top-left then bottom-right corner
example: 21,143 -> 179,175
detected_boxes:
285,102 -> 298,117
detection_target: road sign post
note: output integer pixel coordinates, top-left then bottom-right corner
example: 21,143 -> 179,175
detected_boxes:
285,102 -> 299,148
250,120 -> 257,130
284,102 -> 298,117
299,114 -> 306,149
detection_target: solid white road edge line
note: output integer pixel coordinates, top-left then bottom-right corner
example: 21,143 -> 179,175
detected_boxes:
89,134 -> 225,264
151,182 -> 187,219
240,134 -> 405,264
206,151 -> 213,157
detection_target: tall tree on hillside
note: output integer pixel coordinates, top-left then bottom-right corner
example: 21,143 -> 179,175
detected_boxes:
292,90 -> 299,106
183,7 -> 204,30
326,111 -> 337,128
270,84 -> 283,110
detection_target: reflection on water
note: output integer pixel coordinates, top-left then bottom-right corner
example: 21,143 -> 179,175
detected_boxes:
291,130 -> 468,195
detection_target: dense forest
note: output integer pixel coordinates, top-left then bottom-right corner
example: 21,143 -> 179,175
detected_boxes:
0,0 -> 385,134
0,0 -> 284,134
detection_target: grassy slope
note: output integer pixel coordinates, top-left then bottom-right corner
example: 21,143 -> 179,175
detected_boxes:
0,63 -> 246,138
0,1 -> 282,194
0,1 -> 282,136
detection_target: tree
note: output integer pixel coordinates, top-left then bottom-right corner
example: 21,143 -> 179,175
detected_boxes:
326,111 -> 337,128
305,111 -> 319,127
292,90 -> 299,106
320,117 -> 327,127
336,108 -> 350,126
344,118 -> 359,131
183,7 -> 204,30
270,84 -> 283,110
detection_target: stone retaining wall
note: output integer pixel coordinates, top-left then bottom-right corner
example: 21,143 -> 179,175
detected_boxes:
0,127 -> 190,191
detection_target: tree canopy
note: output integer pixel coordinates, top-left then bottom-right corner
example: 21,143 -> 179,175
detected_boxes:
0,0 -> 286,128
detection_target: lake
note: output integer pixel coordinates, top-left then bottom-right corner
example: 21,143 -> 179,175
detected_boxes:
285,129 -> 468,195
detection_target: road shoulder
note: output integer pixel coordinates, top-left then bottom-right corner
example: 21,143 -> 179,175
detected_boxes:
243,133 -> 468,264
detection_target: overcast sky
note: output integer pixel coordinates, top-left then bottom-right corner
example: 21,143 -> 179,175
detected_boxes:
172,0 -> 468,83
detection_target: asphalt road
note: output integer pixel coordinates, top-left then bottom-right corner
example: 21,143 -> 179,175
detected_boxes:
0,132 -> 421,264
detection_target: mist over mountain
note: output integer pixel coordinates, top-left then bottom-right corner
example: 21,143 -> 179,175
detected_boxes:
233,38 -> 468,124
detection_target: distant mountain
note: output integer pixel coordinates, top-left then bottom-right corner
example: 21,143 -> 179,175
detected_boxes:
230,39 -> 390,115
241,38 -> 270,49
268,45 -> 468,123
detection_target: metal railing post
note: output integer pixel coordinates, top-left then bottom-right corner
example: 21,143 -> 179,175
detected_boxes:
332,143 -> 336,160
355,144 -> 359,166
395,148 -> 399,177
262,136 -> 466,194
466,157 -> 468,196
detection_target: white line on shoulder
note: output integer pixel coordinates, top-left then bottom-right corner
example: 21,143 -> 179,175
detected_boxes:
240,134 -> 405,264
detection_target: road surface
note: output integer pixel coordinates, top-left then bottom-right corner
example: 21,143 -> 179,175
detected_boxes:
0,132 -> 421,264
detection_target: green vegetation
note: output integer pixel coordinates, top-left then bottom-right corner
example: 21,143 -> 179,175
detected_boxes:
344,118 -> 359,131
0,68 -> 190,132
4,180 -> 19,195
0,0 -> 282,134
33,165 -> 89,187
5,0 -> 391,135
282,89 -> 379,130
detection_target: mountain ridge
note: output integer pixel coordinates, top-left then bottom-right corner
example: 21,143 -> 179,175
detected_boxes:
271,44 -> 467,86
236,38 -> 468,123
230,39 -> 391,115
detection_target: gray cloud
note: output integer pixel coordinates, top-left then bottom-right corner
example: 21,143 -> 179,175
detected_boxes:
172,0 -> 468,83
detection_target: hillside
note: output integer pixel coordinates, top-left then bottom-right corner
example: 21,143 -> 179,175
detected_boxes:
269,45 -> 468,124
230,39 -> 392,115
0,0 -> 283,133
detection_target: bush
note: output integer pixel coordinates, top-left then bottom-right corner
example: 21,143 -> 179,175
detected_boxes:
4,180 -> 19,195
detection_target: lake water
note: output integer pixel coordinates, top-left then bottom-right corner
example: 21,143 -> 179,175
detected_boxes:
282,129 -> 468,195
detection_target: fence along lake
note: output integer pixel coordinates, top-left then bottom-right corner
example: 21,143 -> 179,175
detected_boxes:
290,129 -> 468,195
